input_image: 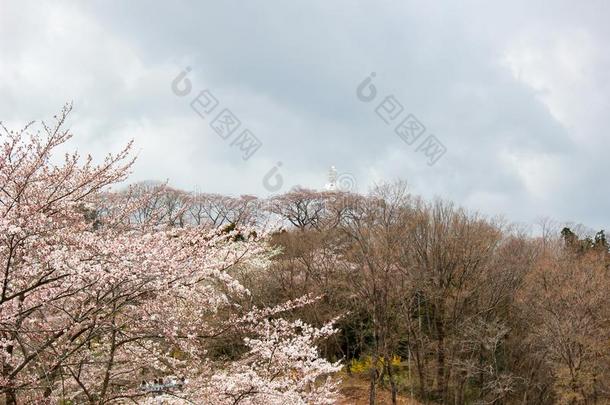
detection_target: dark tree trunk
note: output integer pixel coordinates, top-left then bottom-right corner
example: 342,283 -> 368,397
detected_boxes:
436,310 -> 448,402
369,354 -> 379,405
385,358 -> 398,405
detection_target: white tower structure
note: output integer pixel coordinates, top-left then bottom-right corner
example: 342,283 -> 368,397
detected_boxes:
325,166 -> 338,191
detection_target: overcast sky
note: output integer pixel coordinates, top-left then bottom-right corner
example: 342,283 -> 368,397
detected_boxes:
1,0 -> 609,232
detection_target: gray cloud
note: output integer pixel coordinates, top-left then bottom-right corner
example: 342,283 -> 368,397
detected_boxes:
1,0 -> 608,231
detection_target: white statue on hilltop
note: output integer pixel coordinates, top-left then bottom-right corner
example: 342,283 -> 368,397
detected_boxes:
325,166 -> 337,191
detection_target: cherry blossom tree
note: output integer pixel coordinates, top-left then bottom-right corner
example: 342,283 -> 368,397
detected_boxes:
0,105 -> 340,404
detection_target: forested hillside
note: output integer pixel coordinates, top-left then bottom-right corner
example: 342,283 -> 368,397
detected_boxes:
1,108 -> 608,404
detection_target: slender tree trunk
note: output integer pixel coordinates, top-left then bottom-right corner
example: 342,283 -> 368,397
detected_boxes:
457,376 -> 466,405
436,310 -> 447,402
385,357 -> 398,405
369,353 -> 379,405
413,345 -> 427,399
408,348 -> 414,398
